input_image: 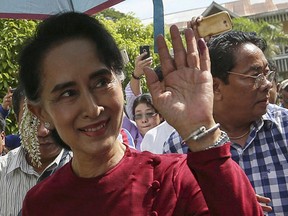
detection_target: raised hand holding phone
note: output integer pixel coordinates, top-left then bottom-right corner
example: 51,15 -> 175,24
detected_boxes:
188,11 -> 233,41
140,45 -> 150,60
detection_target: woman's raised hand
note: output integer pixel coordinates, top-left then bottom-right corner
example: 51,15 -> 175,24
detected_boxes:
144,25 -> 219,151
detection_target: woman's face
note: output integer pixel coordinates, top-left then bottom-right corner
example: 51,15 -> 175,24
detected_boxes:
134,103 -> 162,136
35,39 -> 124,157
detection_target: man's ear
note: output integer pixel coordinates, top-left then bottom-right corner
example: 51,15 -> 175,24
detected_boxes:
213,77 -> 223,101
27,103 -> 50,123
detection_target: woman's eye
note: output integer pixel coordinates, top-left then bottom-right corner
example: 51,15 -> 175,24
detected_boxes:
94,78 -> 112,88
61,89 -> 77,97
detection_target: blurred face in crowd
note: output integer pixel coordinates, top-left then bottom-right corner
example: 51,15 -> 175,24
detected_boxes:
134,103 -> 162,136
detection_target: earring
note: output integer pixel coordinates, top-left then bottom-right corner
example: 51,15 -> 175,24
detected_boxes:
19,98 -> 41,167
44,122 -> 51,129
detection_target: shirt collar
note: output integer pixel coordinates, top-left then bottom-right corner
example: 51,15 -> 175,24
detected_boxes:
7,146 -> 65,175
7,146 -> 28,174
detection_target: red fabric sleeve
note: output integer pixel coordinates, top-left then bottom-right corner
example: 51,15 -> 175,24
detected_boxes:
187,143 -> 263,216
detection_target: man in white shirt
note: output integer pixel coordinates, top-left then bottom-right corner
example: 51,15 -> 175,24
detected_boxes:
0,86 -> 72,216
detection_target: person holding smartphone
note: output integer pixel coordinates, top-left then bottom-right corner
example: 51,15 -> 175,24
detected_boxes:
123,50 -> 153,150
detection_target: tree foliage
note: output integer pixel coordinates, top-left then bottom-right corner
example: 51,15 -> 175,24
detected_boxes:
0,19 -> 38,133
232,17 -> 288,58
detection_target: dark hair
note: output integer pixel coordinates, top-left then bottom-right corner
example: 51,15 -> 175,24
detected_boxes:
18,12 -> 125,150
19,12 -> 124,102
132,93 -> 158,120
12,85 -> 25,122
0,116 -> 6,133
207,31 -> 267,84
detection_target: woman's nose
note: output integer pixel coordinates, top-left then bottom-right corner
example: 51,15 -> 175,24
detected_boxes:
141,116 -> 148,123
82,93 -> 104,118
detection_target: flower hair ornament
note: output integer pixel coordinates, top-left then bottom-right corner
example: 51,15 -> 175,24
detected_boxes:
19,98 -> 41,167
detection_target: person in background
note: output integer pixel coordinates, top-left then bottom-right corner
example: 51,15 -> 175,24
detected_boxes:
0,116 -> 7,156
0,87 -> 13,119
132,93 -> 163,140
131,93 -> 164,151
123,53 -> 152,149
19,12 -> 262,215
124,52 -> 152,120
0,87 -> 21,151
278,79 -> 288,108
163,30 -> 286,215
0,85 -> 72,216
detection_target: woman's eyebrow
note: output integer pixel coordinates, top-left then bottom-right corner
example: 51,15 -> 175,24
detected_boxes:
50,69 -> 112,94
89,69 -> 112,80
51,81 -> 76,94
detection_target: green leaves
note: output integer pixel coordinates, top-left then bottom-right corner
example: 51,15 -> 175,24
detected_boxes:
0,18 -> 37,134
233,17 -> 288,58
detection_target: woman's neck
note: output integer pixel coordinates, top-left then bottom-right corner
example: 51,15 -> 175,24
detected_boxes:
71,141 -> 126,178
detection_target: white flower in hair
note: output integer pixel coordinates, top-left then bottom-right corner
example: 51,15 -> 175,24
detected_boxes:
19,98 -> 41,167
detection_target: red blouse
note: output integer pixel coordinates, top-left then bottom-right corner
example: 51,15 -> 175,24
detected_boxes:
22,144 -> 263,216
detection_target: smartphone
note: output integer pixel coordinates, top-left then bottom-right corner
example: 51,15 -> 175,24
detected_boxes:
120,49 -> 130,65
197,11 -> 233,38
140,45 -> 150,60
10,88 -> 16,93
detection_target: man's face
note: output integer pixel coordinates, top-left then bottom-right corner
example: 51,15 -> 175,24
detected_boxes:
36,121 -> 62,164
18,99 -> 62,164
215,43 -> 272,122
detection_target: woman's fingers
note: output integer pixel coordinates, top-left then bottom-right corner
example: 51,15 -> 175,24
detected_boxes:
156,34 -> 175,76
185,28 -> 200,70
170,25 -> 187,70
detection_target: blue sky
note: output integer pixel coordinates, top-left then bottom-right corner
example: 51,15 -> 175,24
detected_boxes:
113,0 -> 232,20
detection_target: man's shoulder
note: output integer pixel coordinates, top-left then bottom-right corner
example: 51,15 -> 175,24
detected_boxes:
0,147 -> 22,168
264,104 -> 288,121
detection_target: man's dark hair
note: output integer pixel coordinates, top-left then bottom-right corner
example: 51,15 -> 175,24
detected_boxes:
207,31 -> 267,84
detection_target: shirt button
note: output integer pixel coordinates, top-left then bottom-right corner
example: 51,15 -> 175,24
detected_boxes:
151,180 -> 160,190
151,211 -> 158,216
152,156 -> 161,166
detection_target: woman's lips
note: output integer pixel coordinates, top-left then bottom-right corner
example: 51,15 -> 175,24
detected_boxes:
80,120 -> 108,137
